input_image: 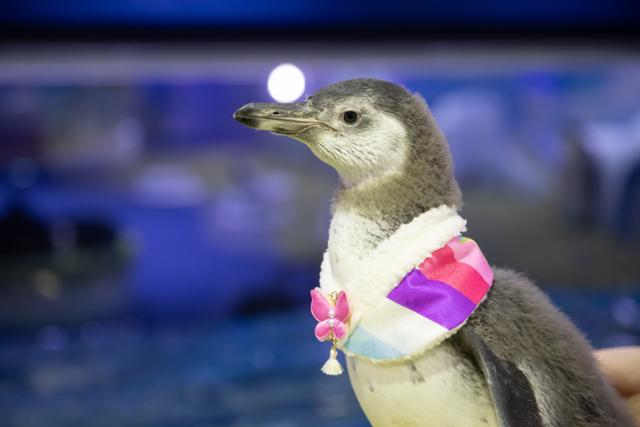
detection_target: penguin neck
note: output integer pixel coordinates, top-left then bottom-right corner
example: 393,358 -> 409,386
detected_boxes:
334,172 -> 429,242
326,109 -> 461,284
328,166 -> 458,285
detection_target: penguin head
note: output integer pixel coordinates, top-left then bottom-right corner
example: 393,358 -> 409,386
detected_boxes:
235,79 -> 459,201
234,79 -> 411,185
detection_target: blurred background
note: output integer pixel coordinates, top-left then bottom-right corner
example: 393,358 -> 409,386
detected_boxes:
1,1 -> 640,426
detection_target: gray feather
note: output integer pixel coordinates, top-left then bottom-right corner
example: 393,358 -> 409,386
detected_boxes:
459,268 -> 636,427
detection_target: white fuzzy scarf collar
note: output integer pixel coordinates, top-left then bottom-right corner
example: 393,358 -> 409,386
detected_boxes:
319,205 -> 467,328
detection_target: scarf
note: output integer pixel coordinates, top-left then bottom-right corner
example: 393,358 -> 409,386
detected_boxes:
310,205 -> 493,375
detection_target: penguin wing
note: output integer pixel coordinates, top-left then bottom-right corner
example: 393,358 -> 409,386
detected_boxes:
459,328 -> 544,427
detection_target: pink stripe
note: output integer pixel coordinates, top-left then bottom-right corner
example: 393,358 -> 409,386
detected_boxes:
448,238 -> 493,286
419,244 -> 490,304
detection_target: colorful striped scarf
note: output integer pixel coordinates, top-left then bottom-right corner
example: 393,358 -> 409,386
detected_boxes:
313,206 -> 493,371
342,236 -> 493,361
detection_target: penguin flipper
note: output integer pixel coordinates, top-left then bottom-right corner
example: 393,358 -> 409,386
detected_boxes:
459,328 -> 544,427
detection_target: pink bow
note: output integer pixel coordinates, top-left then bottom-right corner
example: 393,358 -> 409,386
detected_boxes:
310,288 -> 351,341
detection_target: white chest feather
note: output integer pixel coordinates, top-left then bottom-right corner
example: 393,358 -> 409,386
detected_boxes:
324,206 -> 492,425
327,206 -> 382,284
347,342 -> 498,427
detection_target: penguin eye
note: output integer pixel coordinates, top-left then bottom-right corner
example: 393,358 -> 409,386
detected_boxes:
341,111 -> 359,124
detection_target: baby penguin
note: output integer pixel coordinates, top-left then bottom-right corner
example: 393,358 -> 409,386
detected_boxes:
234,79 -> 635,427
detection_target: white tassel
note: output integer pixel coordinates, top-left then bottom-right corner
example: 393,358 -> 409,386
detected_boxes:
321,346 -> 343,376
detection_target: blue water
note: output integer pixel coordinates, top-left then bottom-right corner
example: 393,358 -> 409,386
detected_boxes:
0,287 -> 638,427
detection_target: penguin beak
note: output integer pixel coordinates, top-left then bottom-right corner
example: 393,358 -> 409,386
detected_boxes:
233,102 -> 326,135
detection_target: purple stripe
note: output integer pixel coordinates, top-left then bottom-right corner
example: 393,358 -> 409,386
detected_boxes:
387,269 -> 476,329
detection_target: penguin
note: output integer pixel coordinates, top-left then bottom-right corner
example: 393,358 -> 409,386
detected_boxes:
234,79 -> 636,427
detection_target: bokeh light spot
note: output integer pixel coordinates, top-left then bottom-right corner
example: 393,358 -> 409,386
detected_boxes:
267,63 -> 305,103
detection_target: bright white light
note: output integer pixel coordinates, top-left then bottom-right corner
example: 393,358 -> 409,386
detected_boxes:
267,63 -> 305,103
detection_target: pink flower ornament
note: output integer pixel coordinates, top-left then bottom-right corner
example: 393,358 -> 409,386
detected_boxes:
310,288 -> 351,375
310,288 -> 350,341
